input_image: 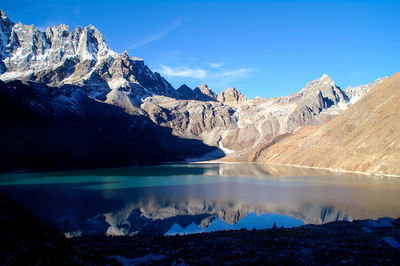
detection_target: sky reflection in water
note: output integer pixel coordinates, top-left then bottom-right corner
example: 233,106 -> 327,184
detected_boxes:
0,163 -> 399,236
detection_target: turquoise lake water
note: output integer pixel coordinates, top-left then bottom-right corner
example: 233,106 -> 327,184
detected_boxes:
0,163 -> 399,236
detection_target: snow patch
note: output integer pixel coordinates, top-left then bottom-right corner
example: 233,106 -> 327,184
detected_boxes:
108,77 -> 130,90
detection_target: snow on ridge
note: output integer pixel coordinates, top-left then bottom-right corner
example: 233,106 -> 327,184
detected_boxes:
0,9 -> 177,104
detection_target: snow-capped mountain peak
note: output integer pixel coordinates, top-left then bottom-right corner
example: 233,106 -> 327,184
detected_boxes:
0,9 -> 176,107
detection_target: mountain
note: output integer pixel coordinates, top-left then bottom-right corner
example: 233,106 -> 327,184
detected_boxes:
0,10 -> 177,110
0,80 -> 214,171
0,10 -> 389,171
217,87 -> 247,106
141,74 -> 381,163
254,73 -> 400,176
345,77 -> 387,104
176,83 -> 217,101
194,84 -> 217,101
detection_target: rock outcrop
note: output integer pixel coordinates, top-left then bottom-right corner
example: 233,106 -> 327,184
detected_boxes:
217,87 -> 247,106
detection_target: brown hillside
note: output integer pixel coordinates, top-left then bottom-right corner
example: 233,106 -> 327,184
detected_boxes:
256,72 -> 400,176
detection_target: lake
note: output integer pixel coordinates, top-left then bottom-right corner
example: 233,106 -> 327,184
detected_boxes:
0,163 -> 399,236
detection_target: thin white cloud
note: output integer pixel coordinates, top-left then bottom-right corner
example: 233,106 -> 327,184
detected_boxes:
157,65 -> 207,79
211,68 -> 256,78
130,18 -> 183,50
208,62 -> 224,69
157,63 -> 256,81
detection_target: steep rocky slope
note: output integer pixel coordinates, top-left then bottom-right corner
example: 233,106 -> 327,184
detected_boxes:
142,74 -> 361,158
176,83 -> 217,101
345,77 -> 387,104
255,73 -> 400,176
0,9 -> 389,169
0,80 -> 214,172
0,10 -> 177,109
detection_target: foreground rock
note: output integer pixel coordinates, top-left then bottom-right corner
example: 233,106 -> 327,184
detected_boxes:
1,192 -> 400,265
75,219 -> 400,265
0,193 -> 110,265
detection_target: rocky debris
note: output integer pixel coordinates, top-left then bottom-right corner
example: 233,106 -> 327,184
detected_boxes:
217,87 -> 247,106
72,219 -> 400,265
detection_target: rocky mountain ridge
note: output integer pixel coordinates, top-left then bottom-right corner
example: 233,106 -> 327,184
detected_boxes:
141,74 -> 384,161
0,80 -> 214,171
255,73 -> 400,176
0,10 -> 177,107
0,10 -> 388,168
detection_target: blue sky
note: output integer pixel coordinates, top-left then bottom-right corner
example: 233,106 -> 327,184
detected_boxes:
2,0 -> 399,98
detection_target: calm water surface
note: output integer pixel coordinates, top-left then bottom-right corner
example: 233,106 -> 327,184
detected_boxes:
0,163 -> 399,236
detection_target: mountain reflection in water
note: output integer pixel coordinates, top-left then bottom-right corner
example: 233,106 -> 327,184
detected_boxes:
0,163 -> 399,236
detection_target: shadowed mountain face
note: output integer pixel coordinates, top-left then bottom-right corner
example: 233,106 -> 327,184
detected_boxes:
0,10 -> 389,171
256,73 -> 400,176
0,80 -> 217,172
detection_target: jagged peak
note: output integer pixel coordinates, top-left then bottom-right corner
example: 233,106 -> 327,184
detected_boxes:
346,76 -> 388,90
47,23 -> 71,33
199,83 -> 209,90
0,11 -> 177,100
221,87 -> 242,94
177,84 -> 191,90
86,24 -> 98,30
0,9 -> 7,18
119,50 -> 130,58
217,87 -> 247,104
318,73 -> 336,85
131,56 -> 143,61
301,74 -> 337,93
195,83 -> 217,98
0,9 -> 12,23
13,22 -> 39,31
320,73 -> 331,79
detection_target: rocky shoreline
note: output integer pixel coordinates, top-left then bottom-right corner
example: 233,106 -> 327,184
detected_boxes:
1,193 -> 400,265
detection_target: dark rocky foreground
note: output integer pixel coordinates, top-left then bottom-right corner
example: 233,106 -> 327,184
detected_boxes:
1,193 -> 400,265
